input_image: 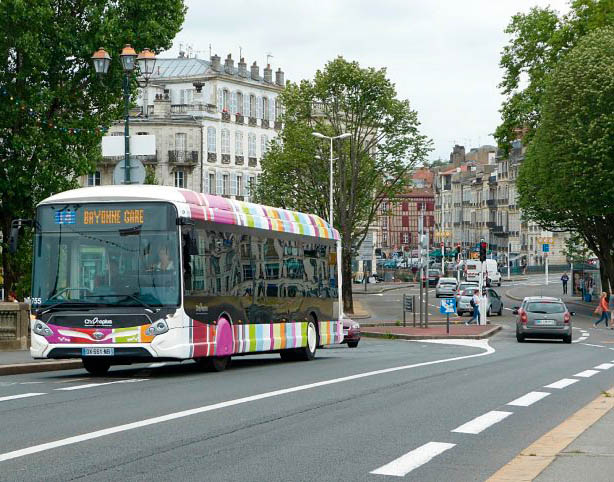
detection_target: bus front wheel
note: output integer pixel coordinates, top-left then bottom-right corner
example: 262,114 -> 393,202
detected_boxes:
196,356 -> 231,372
82,358 -> 111,376
296,320 -> 318,361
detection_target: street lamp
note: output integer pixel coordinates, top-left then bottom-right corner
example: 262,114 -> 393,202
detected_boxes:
91,45 -> 157,184
312,131 -> 351,227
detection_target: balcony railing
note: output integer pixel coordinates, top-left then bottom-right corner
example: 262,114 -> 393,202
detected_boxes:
168,150 -> 198,164
274,121 -> 282,130
248,117 -> 257,127
498,198 -> 509,205
486,199 -> 496,207
235,114 -> 244,124
235,155 -> 244,165
221,154 -> 231,164
486,221 -> 496,228
248,157 -> 258,167
207,152 -> 217,163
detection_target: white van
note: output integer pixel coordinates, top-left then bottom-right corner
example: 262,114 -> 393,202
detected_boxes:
464,259 -> 502,286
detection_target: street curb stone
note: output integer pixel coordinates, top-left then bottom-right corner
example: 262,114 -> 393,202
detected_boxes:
0,360 -> 83,376
361,325 -> 501,340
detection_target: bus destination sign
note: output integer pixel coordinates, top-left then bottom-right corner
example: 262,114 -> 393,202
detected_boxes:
83,208 -> 144,225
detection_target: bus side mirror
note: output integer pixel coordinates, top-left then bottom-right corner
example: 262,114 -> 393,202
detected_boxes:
9,224 -> 19,253
182,226 -> 198,255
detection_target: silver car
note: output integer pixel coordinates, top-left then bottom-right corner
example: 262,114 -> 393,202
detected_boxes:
435,277 -> 458,298
456,288 -> 504,317
514,296 -> 573,343
455,281 -> 479,304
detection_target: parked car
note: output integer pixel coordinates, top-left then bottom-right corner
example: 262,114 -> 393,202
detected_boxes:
435,277 -> 458,298
456,288 -> 504,317
427,269 -> 441,287
343,319 -> 361,348
514,296 -> 573,343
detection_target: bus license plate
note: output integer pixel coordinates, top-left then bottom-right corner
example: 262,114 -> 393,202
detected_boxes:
82,347 -> 114,356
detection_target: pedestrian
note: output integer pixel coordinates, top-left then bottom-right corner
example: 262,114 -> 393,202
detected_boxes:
7,291 -> 18,303
466,289 -> 480,325
593,292 -> 610,328
561,272 -> 569,295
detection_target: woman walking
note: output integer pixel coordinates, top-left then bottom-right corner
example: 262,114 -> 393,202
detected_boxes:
594,292 -> 610,328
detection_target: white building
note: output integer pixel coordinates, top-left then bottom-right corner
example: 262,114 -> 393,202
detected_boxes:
83,53 -> 285,202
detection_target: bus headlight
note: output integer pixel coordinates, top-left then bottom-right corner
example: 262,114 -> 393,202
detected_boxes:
145,320 -> 169,337
33,321 -> 53,337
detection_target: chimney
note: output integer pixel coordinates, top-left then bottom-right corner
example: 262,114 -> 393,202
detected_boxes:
153,89 -> 171,118
250,61 -> 260,80
263,64 -> 273,83
224,54 -> 234,74
210,54 -> 221,72
192,81 -> 204,105
238,57 -> 248,77
275,68 -> 284,86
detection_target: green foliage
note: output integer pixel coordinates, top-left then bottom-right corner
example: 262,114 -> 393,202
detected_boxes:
254,57 -> 431,312
0,0 -> 186,298
562,233 -> 593,263
496,0 -> 614,151
144,165 -> 159,185
517,27 -> 614,290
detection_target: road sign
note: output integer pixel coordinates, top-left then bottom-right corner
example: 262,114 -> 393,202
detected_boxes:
439,297 -> 456,314
542,244 -> 550,253
113,158 -> 146,185
403,294 -> 414,312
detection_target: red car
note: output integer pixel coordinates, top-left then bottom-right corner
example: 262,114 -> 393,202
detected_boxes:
343,319 -> 361,348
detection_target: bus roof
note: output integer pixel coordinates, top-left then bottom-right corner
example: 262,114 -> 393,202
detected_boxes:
38,185 -> 340,241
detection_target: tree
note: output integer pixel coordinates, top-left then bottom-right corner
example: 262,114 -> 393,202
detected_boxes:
0,0 -> 186,299
144,165 -> 159,185
495,0 -> 614,151
254,57 -> 431,313
516,27 -> 614,292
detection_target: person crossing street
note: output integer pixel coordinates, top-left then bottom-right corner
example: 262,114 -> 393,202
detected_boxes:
466,289 -> 480,325
561,272 -> 569,295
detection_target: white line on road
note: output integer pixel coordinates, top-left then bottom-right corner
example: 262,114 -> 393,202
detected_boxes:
18,382 -> 44,385
370,442 -> 456,477
545,378 -> 579,389
451,410 -> 513,434
54,379 -> 148,391
594,363 -> 614,370
0,393 -> 46,403
574,370 -> 600,378
0,340 -> 494,463
582,343 -> 605,348
507,391 -> 550,407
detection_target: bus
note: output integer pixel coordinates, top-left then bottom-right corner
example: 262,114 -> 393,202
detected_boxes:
16,185 -> 344,375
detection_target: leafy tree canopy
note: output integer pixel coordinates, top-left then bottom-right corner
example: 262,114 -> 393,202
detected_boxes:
255,57 -> 431,311
0,0 -> 186,297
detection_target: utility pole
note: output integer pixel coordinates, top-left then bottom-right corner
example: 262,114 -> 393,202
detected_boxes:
419,204 -> 424,327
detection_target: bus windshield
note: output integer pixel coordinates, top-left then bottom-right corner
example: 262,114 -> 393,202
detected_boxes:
32,202 -> 180,308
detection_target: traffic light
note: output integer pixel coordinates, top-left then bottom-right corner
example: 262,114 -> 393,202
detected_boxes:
479,241 -> 487,262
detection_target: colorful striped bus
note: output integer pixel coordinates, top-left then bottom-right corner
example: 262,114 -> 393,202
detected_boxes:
24,185 -> 344,374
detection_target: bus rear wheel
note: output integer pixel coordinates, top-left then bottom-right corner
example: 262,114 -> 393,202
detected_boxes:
82,358 -> 111,376
296,320 -> 318,361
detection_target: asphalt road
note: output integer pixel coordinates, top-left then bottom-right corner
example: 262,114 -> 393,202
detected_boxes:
2,278 -> 614,481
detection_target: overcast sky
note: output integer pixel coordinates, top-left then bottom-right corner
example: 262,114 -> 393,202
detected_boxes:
165,0 -> 570,161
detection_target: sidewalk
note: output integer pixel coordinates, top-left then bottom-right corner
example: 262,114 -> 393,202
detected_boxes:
0,350 -> 82,376
352,281 -> 415,295
506,283 -> 599,309
361,324 -> 501,340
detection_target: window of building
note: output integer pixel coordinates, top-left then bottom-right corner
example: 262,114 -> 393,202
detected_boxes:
111,131 -> 123,136
382,232 -> 388,247
402,201 -> 408,211
235,131 -> 244,156
261,135 -> 269,155
175,132 -> 187,151
402,233 -> 409,244
256,96 -> 263,119
208,173 -> 215,194
247,175 -> 256,196
223,174 -> 230,195
237,174 -> 243,196
175,171 -> 185,188
221,129 -> 230,154
402,216 -> 409,228
249,95 -> 256,117
381,201 -> 388,212
275,98 -> 281,121
248,133 -> 257,157
137,131 -> 148,136
207,127 -> 216,153
262,97 -> 269,120
222,89 -> 229,112
87,171 -> 101,186
236,92 -> 243,114
381,217 -> 387,228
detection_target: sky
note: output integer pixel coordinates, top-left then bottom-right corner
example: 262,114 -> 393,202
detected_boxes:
164,0 -> 571,161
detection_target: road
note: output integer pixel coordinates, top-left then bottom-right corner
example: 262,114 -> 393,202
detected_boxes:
2,277 -> 614,481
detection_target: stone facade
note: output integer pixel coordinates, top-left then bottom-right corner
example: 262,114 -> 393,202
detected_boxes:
82,53 -> 285,202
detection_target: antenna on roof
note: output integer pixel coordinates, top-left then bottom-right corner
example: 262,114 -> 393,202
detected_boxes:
266,52 -> 274,65
209,43 -> 212,57
239,46 -> 243,60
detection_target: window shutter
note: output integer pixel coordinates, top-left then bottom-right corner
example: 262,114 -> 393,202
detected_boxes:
217,88 -> 223,111
243,171 -> 250,196
256,97 -> 262,118
269,98 -> 275,121
244,95 -> 250,117
216,170 -> 223,195
231,91 -> 237,114
231,173 -> 238,195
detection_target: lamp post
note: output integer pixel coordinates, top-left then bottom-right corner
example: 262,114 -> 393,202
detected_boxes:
312,131 -> 351,227
91,45 -> 156,184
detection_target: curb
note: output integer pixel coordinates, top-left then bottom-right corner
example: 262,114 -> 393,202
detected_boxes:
349,313 -> 371,320
0,360 -> 83,376
361,325 -> 501,340
352,284 -> 416,295
487,386 -> 614,481
505,288 -> 598,308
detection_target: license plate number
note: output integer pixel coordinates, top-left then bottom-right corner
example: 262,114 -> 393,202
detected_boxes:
82,347 -> 114,356
536,319 -> 556,326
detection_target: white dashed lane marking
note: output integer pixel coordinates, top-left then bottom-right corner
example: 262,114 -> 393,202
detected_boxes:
54,379 -> 148,391
574,370 -> 600,378
0,393 -> 46,403
507,391 -> 550,407
451,411 -> 513,435
594,363 -> 614,370
545,378 -> 579,389
370,442 -> 456,477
